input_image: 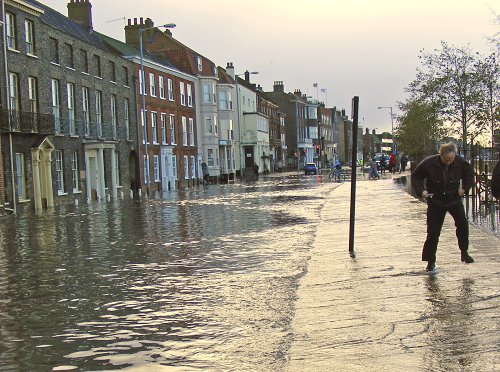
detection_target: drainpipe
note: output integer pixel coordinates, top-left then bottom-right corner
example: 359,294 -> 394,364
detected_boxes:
1,0 -> 16,213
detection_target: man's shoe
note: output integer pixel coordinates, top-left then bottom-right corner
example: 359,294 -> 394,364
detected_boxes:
461,252 -> 474,264
426,261 -> 436,272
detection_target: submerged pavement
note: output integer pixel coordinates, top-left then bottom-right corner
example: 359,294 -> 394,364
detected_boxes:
287,177 -> 500,372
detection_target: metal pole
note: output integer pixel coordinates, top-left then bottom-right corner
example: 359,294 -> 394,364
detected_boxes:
349,96 -> 359,257
139,27 -> 150,197
1,1 -> 16,213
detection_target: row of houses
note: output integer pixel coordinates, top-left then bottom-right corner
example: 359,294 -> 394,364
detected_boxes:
0,0 -> 360,214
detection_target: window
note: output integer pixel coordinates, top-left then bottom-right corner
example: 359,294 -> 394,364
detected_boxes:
9,72 -> 19,111
28,77 -> 38,114
229,119 -> 234,140
219,90 -> 230,110
51,79 -> 61,132
207,149 -> 214,166
123,66 -> 129,86
159,76 -> 165,99
139,71 -> 144,94
187,84 -> 193,107
172,155 -> 177,179
214,113 -> 218,135
182,116 -> 187,145
67,83 -> 75,135
154,155 -> 160,182
24,19 -> 35,55
15,153 -> 26,200
141,109 -> 146,144
82,87 -> 90,135
95,90 -> 102,136
6,12 -> 16,50
71,151 -> 79,192
190,156 -> 195,179
169,114 -> 176,144
81,49 -> 88,73
143,156 -> 150,184
161,113 -> 167,144
93,54 -> 101,77
168,78 -> 174,101
109,61 -> 116,82
180,82 -> 186,105
65,43 -> 74,69
183,156 -> 189,179
206,116 -> 212,134
189,118 -> 195,146
124,98 -> 130,140
151,112 -> 158,144
195,56 -> 202,71
55,150 -> 65,194
111,94 -> 117,138
49,37 -> 59,64
203,83 -> 210,103
149,73 -> 156,96
212,85 -> 217,104
115,151 -> 121,186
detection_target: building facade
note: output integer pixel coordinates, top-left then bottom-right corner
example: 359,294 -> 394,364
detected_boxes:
1,0 -> 138,213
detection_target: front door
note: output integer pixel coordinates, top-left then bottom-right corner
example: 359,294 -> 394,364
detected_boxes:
244,146 -> 254,168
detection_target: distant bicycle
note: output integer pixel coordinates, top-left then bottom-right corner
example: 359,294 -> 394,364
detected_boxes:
329,168 -> 342,182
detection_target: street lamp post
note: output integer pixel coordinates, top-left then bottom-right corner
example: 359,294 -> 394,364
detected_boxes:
139,22 -> 175,196
377,106 -> 395,154
234,71 -> 258,180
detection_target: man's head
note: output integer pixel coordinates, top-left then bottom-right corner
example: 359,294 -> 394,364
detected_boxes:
439,143 -> 457,166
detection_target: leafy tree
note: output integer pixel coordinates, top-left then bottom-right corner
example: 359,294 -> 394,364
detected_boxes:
395,99 -> 445,158
407,42 -> 492,158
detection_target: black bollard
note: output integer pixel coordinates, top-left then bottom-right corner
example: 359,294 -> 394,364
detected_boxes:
349,96 -> 359,257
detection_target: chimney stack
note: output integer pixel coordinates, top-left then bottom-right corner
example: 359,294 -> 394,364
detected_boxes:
273,81 -> 284,93
226,62 -> 235,79
125,17 -> 155,48
67,0 -> 93,29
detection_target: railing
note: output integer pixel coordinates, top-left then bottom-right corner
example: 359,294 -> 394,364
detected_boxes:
0,108 -> 55,134
56,119 -> 135,141
466,170 -> 499,235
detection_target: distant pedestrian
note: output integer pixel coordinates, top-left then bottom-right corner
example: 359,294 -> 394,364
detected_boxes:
411,143 -> 475,272
389,153 -> 397,174
492,161 -> 500,199
201,162 -> 209,184
379,156 -> 387,174
400,154 -> 408,172
277,160 -> 283,173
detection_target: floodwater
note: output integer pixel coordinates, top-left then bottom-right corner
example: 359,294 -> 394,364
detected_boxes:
0,175 -> 331,371
1,174 -> 499,372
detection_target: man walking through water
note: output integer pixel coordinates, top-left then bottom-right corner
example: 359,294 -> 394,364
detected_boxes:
411,143 -> 475,272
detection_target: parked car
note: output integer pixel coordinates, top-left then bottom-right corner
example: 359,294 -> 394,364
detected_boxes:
304,163 -> 318,175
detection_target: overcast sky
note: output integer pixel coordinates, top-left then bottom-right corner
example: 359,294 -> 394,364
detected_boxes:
43,0 -> 498,133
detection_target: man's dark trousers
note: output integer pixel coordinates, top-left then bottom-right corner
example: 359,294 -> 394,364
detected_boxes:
422,201 -> 469,263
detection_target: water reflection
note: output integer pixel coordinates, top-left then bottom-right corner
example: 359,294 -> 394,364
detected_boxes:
423,276 -> 479,371
0,177 -> 328,371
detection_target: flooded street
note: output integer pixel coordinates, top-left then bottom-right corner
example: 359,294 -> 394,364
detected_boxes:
0,175 -> 332,371
1,175 -> 499,371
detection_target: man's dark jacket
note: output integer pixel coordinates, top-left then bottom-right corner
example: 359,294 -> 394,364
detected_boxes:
411,154 -> 474,208
492,161 -> 500,199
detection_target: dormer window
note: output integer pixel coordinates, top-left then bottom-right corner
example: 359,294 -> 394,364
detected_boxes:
195,56 -> 202,72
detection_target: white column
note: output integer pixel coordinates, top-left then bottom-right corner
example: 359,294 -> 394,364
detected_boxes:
110,149 -> 117,198
31,149 -> 42,210
98,148 -> 105,201
45,150 -> 54,208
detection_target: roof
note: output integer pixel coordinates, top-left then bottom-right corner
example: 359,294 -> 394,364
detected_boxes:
24,0 -> 108,51
96,32 -> 179,70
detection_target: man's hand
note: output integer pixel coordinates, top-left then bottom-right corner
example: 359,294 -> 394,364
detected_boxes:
458,188 -> 465,197
422,190 -> 429,199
